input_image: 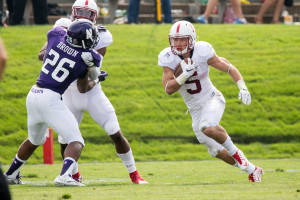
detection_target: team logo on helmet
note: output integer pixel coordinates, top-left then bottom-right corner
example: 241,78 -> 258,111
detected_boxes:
66,19 -> 99,49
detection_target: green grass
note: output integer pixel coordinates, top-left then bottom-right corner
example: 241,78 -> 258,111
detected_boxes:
3,159 -> 300,200
0,24 -> 300,164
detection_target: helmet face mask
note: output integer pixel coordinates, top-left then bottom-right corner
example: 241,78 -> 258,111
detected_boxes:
168,21 -> 196,55
169,36 -> 191,55
66,19 -> 99,49
71,0 -> 98,23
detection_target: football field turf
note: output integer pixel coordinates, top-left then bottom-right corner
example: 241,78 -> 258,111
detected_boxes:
4,159 -> 300,200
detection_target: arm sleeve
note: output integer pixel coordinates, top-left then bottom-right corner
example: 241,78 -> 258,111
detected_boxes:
91,50 -> 102,67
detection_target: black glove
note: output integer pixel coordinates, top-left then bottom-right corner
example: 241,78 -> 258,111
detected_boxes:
97,70 -> 108,82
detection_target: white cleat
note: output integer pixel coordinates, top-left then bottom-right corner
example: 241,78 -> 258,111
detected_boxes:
4,172 -> 24,185
232,150 -> 249,171
249,166 -> 263,182
54,174 -> 85,187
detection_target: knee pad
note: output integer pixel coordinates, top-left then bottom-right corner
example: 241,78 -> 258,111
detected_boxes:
29,135 -> 47,146
104,121 -> 120,135
199,120 -> 218,132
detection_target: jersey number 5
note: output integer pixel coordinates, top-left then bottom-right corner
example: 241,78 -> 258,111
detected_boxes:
41,49 -> 75,82
185,72 -> 202,94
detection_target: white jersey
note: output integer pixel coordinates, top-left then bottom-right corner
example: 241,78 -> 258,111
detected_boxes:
158,41 -> 217,109
54,18 -> 113,50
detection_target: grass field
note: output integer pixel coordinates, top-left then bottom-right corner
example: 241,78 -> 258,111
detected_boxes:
0,24 -> 300,199
3,159 -> 300,200
0,24 -> 300,163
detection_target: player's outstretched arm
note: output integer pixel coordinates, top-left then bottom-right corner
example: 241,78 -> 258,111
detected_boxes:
208,56 -> 251,105
38,42 -> 48,61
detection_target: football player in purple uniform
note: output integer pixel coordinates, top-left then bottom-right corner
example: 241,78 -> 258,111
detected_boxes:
158,21 -> 263,182
38,0 -> 148,184
4,19 -> 101,187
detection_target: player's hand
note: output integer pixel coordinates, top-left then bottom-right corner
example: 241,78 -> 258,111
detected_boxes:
239,89 -> 251,105
81,52 -> 94,67
181,58 -> 196,78
98,70 -> 108,82
94,70 -> 108,84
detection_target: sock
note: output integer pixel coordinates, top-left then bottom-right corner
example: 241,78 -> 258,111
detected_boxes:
245,162 -> 256,174
71,162 -> 79,175
117,149 -> 136,173
60,157 -> 76,176
5,154 -> 26,177
222,136 -> 238,156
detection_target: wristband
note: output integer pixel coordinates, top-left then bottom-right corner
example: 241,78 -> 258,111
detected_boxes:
227,64 -> 233,74
237,80 -> 247,90
175,73 -> 188,85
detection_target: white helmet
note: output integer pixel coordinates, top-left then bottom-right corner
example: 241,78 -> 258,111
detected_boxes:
169,21 -> 196,55
71,0 -> 99,24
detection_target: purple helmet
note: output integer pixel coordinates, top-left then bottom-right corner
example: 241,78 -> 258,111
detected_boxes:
66,19 -> 99,49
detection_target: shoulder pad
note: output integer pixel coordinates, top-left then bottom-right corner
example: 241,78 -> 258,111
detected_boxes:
195,41 -> 216,58
94,30 -> 113,50
53,18 -> 71,28
158,48 -> 175,65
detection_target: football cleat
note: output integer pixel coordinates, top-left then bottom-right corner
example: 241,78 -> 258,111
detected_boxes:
232,150 -> 249,171
72,171 -> 82,183
248,166 -> 263,182
129,171 -> 148,184
54,174 -> 85,187
4,172 -> 23,185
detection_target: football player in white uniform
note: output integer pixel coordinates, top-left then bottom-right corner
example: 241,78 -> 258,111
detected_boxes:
38,0 -> 148,184
158,21 -> 263,182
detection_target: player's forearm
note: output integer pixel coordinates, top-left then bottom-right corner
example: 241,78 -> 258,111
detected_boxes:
38,42 -> 48,61
163,79 -> 181,95
228,65 -> 243,84
77,74 -> 90,93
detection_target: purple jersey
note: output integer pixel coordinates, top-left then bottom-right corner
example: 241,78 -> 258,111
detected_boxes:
36,26 -> 101,94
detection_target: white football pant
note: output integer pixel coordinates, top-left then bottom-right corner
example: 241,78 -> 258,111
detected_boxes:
190,90 -> 225,157
26,85 -> 85,146
58,83 -> 120,144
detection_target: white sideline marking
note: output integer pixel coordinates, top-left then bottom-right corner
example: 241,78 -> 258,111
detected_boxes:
83,178 -> 128,184
22,178 -> 128,186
